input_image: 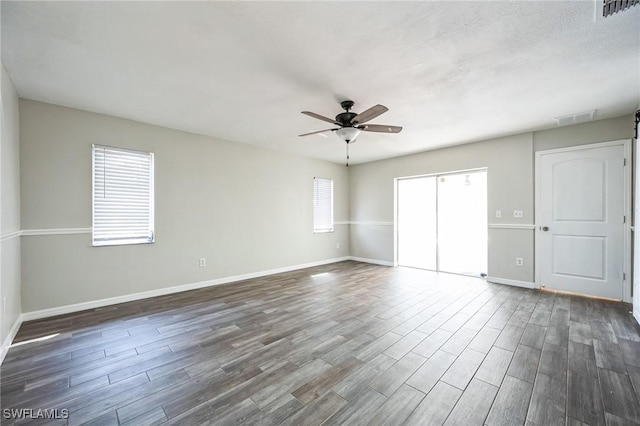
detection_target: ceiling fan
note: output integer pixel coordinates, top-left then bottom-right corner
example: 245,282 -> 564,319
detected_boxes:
300,100 -> 402,166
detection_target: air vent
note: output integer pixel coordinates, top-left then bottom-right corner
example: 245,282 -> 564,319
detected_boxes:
603,0 -> 639,17
554,110 -> 597,127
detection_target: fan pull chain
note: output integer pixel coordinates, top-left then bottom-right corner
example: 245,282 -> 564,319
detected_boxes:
346,142 -> 350,167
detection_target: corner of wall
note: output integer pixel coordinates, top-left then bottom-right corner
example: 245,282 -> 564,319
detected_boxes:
1,61 -> 23,364
0,314 -> 23,364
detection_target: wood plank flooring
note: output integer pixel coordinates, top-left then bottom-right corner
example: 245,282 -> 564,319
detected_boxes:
2,261 -> 640,425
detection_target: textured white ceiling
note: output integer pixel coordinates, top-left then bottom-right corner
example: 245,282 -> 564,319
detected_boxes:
2,1 -> 639,164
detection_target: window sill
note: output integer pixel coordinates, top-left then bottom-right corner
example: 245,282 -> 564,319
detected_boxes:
92,239 -> 155,247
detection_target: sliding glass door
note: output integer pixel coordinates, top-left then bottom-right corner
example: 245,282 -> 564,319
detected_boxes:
437,171 -> 487,275
397,170 -> 487,277
397,176 -> 437,270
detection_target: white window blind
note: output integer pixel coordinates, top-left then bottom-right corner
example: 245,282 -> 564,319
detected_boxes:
92,145 -> 154,246
313,177 -> 333,233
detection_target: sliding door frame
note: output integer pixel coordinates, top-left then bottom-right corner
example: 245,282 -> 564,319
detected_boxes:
394,167 -> 488,275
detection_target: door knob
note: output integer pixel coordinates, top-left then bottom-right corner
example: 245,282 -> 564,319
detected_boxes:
541,226 -> 549,231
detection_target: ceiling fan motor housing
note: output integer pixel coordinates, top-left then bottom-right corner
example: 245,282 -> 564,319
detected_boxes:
337,100 -> 358,126
336,112 -> 358,126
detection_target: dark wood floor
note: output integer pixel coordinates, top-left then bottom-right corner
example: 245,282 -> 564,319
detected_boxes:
2,261 -> 640,425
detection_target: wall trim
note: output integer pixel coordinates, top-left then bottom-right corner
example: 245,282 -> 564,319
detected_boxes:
0,230 -> 21,241
350,221 -> 394,226
11,224 -> 362,238
488,224 -> 536,230
13,224 -> 365,237
0,315 -> 24,365
487,276 -> 536,289
21,256 -> 351,322
21,228 -> 92,236
349,256 -> 394,266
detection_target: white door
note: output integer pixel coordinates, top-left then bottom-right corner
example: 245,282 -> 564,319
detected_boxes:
538,144 -> 625,299
634,138 -> 640,322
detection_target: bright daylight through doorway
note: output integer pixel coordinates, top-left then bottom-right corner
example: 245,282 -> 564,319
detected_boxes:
397,170 -> 488,277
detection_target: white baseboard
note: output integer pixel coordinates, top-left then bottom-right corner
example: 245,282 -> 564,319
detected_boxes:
1,315 -> 24,365
21,256 -> 351,322
487,276 -> 536,289
634,310 -> 640,326
348,256 -> 394,267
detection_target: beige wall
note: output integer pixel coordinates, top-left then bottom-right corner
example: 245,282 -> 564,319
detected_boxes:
534,114 -> 634,152
349,115 -> 634,284
350,132 -> 535,282
1,63 -> 21,348
12,97 -> 639,315
20,100 -> 349,312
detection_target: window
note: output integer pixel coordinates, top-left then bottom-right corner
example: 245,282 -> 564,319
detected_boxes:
92,145 -> 154,246
313,177 -> 333,233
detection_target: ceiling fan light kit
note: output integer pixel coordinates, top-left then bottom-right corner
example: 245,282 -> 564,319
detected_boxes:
335,127 -> 361,143
300,100 -> 402,166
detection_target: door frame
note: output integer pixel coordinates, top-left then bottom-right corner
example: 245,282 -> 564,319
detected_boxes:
634,137 -> 639,323
393,167 -> 488,274
534,139 -> 632,302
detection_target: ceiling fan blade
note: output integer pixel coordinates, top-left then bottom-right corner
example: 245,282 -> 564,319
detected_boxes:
361,124 -> 403,133
351,104 -> 388,124
299,128 -> 338,137
301,111 -> 340,125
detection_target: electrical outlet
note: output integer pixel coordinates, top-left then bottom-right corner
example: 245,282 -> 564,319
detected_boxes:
513,210 -> 523,218
336,242 -> 340,249
2,296 -> 6,314
199,258 -> 206,268
516,257 -> 524,266
495,210 -> 502,218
